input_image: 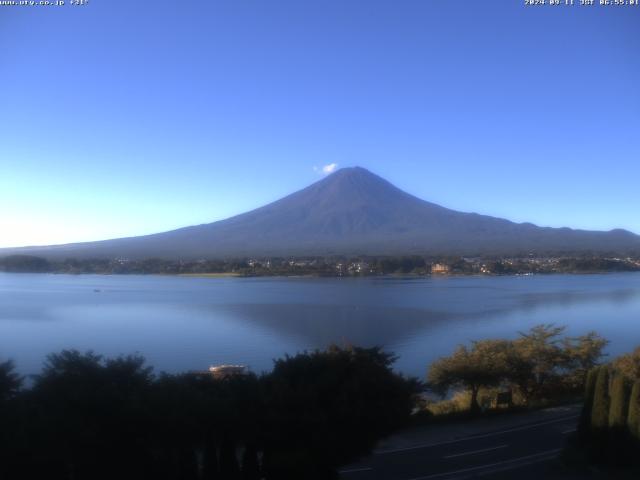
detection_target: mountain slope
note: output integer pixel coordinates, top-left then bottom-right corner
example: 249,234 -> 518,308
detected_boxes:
3,167 -> 639,259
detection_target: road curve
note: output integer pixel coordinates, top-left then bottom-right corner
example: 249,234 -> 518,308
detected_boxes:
340,405 -> 581,480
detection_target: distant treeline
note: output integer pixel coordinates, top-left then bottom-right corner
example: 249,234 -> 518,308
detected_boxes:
1,254 -> 639,276
0,346 -> 419,480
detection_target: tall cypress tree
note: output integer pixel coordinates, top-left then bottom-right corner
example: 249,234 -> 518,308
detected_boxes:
219,437 -> 240,480
628,381 -> 640,440
591,366 -> 610,430
578,367 -> 599,437
609,374 -> 628,428
607,374 -> 631,466
240,443 -> 261,480
588,366 -> 611,464
585,367 -> 598,405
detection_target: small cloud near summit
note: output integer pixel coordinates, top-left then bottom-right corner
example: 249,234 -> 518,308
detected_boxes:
313,163 -> 338,175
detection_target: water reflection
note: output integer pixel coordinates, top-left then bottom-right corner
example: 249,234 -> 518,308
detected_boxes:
214,303 -> 453,350
0,272 -> 639,378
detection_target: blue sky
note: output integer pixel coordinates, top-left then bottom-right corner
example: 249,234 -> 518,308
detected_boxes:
1,0 -> 639,247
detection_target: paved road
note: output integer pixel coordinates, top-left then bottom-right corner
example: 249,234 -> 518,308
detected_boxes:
340,405 -> 581,480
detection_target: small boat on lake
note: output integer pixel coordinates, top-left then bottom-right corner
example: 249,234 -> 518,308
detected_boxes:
208,364 -> 248,379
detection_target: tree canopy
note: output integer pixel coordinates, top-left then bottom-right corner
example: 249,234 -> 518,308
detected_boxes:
427,325 -> 608,412
428,339 -> 511,413
0,359 -> 22,402
0,346 -> 419,480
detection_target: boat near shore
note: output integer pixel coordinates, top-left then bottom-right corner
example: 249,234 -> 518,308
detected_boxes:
208,364 -> 249,379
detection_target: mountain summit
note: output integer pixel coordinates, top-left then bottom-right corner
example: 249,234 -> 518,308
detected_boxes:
3,167 -> 639,259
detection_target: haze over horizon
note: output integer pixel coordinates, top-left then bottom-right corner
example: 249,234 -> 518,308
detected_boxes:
2,1 -> 639,248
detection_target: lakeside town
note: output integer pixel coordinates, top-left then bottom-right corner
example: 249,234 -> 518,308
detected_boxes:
1,253 -> 639,276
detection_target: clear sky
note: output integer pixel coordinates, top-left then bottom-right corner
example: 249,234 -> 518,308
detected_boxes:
1,0 -> 639,248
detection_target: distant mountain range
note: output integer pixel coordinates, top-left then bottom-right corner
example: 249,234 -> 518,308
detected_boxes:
3,167 -> 639,259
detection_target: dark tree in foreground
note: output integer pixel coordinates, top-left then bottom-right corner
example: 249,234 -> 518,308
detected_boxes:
0,359 -> 23,480
574,362 -> 640,469
0,359 -> 22,401
145,369 -> 263,480
609,375 -> 629,428
608,374 -> 632,465
262,346 -> 420,479
578,366 -> 599,438
591,366 -> 610,430
25,350 -> 155,480
628,381 -> 640,440
0,346 -> 418,480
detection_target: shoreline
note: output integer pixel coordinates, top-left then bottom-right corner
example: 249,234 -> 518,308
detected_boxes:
177,272 -> 243,278
1,270 -> 639,278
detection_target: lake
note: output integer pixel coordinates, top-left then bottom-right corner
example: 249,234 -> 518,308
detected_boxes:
1,272 -> 639,378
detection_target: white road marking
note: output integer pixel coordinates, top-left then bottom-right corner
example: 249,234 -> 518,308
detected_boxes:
562,428 -> 576,434
443,444 -> 508,459
339,466 -> 373,474
376,415 -> 579,454
407,448 -> 563,479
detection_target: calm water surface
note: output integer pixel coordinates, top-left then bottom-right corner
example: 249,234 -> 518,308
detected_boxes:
1,273 -> 639,378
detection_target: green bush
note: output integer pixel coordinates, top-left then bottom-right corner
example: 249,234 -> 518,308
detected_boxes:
609,375 -> 629,428
628,381 -> 640,440
578,367 -> 640,467
591,366 -> 610,430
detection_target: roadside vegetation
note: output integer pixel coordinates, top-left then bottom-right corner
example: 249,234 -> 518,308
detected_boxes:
565,347 -> 640,474
2,324 -> 639,478
0,346 -> 419,480
425,325 -> 608,417
425,327 -> 640,474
